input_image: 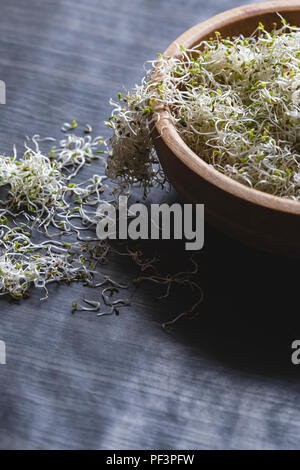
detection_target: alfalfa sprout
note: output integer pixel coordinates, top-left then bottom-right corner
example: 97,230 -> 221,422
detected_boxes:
0,125 -> 108,299
107,16 -> 300,200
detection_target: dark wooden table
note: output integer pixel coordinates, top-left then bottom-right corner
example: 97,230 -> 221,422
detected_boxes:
0,0 -> 300,450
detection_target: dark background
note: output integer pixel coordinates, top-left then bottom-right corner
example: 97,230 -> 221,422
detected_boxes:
0,0 -> 300,450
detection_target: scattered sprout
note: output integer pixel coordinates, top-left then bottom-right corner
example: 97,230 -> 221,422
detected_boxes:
0,125 -> 109,299
61,120 -> 78,132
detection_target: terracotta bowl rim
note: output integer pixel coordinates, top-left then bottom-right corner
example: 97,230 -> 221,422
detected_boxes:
154,0 -> 300,215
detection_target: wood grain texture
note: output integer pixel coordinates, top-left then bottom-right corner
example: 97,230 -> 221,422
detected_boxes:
0,0 -> 300,451
154,1 -> 300,257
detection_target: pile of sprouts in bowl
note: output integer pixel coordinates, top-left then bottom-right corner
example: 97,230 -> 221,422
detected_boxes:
107,16 -> 300,200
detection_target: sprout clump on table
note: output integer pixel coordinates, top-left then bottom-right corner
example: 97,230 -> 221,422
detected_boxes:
0,130 -> 107,299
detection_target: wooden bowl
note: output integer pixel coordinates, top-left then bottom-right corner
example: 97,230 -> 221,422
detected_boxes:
153,0 -> 300,256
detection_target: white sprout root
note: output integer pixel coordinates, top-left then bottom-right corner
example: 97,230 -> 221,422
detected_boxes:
107,16 -> 300,200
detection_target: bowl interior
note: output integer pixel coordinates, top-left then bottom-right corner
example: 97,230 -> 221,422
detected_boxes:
167,3 -> 300,51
